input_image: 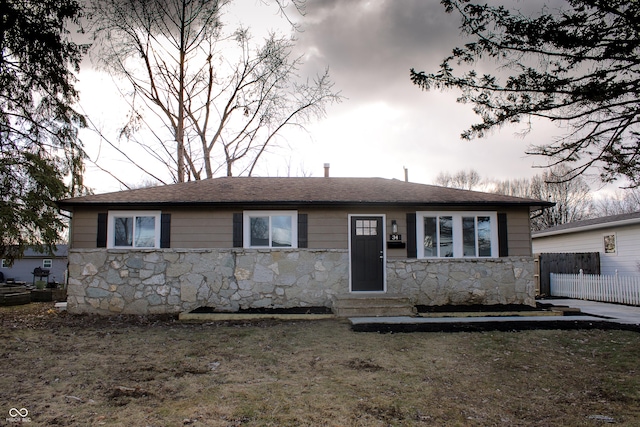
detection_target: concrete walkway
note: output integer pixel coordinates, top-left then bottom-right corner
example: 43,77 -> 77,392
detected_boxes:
349,299 -> 640,332
538,298 -> 640,325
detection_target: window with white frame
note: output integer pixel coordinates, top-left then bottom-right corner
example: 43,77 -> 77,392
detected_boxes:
416,212 -> 498,258
1,259 -> 8,268
243,211 -> 297,248
107,211 -> 161,249
43,259 -> 53,269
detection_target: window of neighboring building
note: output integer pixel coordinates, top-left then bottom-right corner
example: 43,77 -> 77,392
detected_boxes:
416,212 -> 498,258
107,211 -> 161,249
1,259 -> 8,268
43,259 -> 53,269
603,234 -> 617,254
243,211 -> 298,248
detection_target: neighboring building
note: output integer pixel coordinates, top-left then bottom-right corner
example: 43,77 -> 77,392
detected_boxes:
1,245 -> 68,285
532,211 -> 640,276
57,176 -> 552,315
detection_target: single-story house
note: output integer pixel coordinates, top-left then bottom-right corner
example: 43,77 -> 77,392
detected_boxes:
532,211 -> 640,276
57,176 -> 552,315
1,245 -> 68,286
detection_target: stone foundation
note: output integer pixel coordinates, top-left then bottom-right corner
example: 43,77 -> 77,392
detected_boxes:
387,257 -> 536,307
67,249 -> 535,315
67,249 -> 349,315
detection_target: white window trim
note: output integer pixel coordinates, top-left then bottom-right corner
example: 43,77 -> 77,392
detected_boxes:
243,210 -> 298,249
1,259 -> 8,268
107,210 -> 161,249
42,259 -> 53,269
416,211 -> 499,259
603,233 -> 617,255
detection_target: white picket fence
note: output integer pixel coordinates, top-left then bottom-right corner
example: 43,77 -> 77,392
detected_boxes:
550,270 -> 640,305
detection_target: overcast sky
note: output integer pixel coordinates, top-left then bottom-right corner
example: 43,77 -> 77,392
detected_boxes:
77,0 -> 601,194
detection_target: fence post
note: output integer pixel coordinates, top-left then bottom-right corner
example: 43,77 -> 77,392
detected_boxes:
579,269 -> 584,300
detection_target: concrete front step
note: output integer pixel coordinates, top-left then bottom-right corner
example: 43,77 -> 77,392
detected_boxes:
332,294 -> 417,317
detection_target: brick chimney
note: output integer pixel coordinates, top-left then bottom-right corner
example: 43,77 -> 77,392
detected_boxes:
324,163 -> 330,177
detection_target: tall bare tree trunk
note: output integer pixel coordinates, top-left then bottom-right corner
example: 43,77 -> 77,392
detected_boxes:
176,0 -> 187,182
90,0 -> 340,184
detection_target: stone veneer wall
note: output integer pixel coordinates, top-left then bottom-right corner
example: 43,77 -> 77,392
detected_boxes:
67,249 -> 536,315
387,257 -> 536,307
67,249 -> 349,315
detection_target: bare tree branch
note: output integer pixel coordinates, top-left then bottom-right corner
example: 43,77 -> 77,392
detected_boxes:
88,0 -> 340,183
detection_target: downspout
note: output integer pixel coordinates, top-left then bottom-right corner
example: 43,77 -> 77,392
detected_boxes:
57,209 -> 73,289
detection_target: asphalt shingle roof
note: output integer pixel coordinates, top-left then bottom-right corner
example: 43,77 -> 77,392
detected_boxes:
533,211 -> 640,236
22,245 -> 68,258
58,177 -> 553,209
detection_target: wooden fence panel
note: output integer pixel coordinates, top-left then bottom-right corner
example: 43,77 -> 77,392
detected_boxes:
538,252 -> 600,296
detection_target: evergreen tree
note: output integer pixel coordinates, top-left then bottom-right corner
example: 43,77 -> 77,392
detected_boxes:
412,0 -> 640,186
1,0 -> 87,262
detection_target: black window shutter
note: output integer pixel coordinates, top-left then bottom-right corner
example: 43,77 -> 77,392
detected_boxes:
498,212 -> 509,257
160,213 -> 171,248
97,213 -> 108,248
233,213 -> 243,247
406,213 -> 417,258
298,213 -> 308,248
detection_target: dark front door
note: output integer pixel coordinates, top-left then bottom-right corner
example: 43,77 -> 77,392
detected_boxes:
350,216 -> 385,292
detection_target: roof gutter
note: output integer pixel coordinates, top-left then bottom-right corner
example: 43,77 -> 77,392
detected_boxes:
56,200 -> 554,210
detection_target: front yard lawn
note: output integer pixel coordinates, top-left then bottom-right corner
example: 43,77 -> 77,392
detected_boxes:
1,303 -> 639,426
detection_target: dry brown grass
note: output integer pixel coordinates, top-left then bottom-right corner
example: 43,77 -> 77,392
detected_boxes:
1,303 -> 639,426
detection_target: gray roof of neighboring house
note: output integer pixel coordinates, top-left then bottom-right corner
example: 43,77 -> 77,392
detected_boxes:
532,211 -> 640,238
22,245 -> 68,258
58,177 -> 553,210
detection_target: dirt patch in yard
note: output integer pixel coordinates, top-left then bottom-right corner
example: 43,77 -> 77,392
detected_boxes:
1,302 -> 640,426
